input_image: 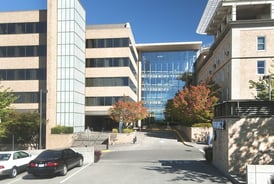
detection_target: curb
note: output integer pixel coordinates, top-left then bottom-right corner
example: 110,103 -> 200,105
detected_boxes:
172,129 -> 193,147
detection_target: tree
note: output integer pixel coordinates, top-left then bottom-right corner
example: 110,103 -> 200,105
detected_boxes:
178,72 -> 193,86
108,100 -> 148,131
173,81 -> 219,126
249,59 -> 274,100
0,84 -> 17,120
1,111 -> 39,147
0,84 -> 17,138
249,75 -> 274,100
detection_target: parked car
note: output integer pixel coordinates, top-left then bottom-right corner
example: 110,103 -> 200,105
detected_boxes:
0,151 -> 33,178
28,148 -> 83,177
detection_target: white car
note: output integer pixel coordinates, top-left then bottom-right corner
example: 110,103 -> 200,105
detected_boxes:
0,151 -> 33,178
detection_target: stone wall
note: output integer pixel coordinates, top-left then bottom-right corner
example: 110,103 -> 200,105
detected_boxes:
109,132 -> 136,145
212,117 -> 274,177
46,134 -> 74,149
176,126 -> 213,143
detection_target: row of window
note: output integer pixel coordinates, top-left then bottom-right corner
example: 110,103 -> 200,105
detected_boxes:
0,69 -> 46,80
14,92 -> 39,103
0,22 -> 46,34
86,77 -> 136,93
86,38 -> 130,48
86,57 -> 137,76
0,46 -> 46,57
13,93 -> 134,106
85,96 -> 132,106
86,57 -> 130,67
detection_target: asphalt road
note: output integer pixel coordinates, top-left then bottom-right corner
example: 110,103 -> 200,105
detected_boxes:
0,130 -> 232,184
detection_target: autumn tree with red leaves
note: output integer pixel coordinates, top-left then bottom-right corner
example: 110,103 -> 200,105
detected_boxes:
173,81 -> 219,126
108,100 -> 148,127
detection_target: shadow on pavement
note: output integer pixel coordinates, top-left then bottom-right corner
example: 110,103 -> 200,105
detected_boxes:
144,160 -> 231,183
143,130 -> 180,141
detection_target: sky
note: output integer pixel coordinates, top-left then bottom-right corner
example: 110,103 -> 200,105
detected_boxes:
0,0 -> 213,45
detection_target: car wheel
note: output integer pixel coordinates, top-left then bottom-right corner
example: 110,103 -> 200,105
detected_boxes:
60,165 -> 68,176
78,159 -> 83,167
10,167 -> 18,178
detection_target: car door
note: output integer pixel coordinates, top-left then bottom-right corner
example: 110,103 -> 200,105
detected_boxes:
12,152 -> 22,169
63,149 -> 76,169
18,151 -> 32,169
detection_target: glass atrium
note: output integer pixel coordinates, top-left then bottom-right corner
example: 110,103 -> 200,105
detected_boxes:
141,51 -> 197,121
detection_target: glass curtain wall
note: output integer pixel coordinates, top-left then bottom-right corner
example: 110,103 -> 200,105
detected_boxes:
57,0 -> 86,132
141,51 -> 196,121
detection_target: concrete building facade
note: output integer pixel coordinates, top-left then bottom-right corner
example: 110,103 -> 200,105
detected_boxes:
85,23 -> 139,131
0,0 -> 203,148
195,0 -> 274,102
196,0 -> 274,178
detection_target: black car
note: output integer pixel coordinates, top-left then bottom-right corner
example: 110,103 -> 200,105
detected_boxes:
28,148 -> 83,177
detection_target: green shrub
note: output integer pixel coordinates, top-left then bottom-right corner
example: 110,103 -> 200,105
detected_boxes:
204,146 -> 213,162
192,123 -> 212,128
51,125 -> 73,134
62,126 -> 73,134
51,126 -> 62,134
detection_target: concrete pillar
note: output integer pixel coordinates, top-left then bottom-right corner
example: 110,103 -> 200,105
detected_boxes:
232,4 -> 237,21
271,3 -> 274,19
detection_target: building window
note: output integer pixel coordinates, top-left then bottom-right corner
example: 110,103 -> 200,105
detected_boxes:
86,77 -> 136,93
86,57 -> 137,77
86,38 -> 130,48
0,46 -> 46,57
85,96 -> 132,106
257,36 -> 265,50
0,69 -> 45,80
13,92 -> 39,103
257,60 -> 265,74
0,22 -> 46,34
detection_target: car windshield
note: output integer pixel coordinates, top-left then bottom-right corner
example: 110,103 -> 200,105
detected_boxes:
0,154 -> 11,161
37,150 -> 62,160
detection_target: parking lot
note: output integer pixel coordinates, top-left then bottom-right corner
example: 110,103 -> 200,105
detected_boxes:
0,131 -> 232,184
0,163 -> 91,184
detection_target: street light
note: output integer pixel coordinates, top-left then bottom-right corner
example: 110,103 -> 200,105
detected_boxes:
39,89 -> 47,149
39,90 -> 43,149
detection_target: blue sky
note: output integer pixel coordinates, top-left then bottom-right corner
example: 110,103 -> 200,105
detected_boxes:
0,0 -> 213,45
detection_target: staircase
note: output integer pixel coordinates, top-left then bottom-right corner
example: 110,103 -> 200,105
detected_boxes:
72,129 -> 110,150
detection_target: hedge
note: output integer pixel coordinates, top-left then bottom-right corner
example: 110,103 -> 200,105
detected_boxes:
51,125 -> 73,134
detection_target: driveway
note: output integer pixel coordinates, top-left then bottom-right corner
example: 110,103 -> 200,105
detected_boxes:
67,130 -> 232,184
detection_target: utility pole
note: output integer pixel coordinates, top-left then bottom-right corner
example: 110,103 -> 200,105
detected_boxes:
39,89 -> 43,149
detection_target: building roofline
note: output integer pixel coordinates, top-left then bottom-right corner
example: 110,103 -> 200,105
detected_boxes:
136,42 -> 202,52
86,23 -> 131,29
196,0 -> 221,34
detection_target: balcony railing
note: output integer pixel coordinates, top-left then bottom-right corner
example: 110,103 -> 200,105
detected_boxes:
214,100 -> 274,118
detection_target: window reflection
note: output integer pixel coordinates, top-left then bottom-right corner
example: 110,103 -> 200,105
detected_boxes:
141,51 -> 196,120
0,22 -> 46,34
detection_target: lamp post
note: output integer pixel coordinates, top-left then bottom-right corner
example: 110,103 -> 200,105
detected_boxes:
39,89 -> 43,149
39,89 -> 47,149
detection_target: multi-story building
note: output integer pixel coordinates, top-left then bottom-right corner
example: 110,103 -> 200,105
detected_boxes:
195,0 -> 274,177
85,23 -> 139,131
0,10 -> 48,147
0,0 -> 202,148
0,0 -> 87,148
137,42 -> 201,121
195,0 -> 274,102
